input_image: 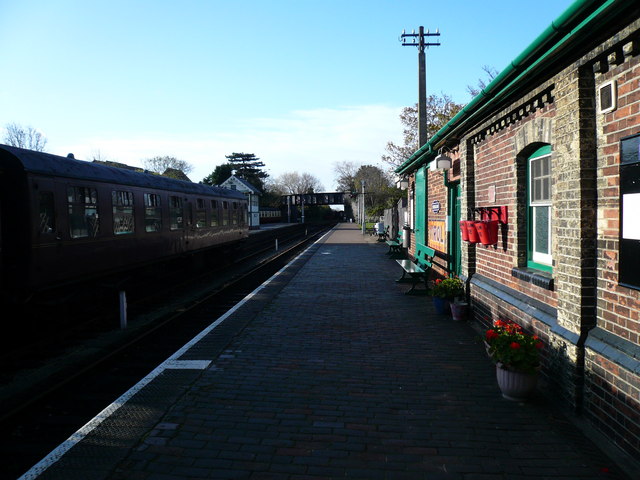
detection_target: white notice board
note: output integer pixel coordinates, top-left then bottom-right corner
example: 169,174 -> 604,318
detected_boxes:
623,193 -> 640,240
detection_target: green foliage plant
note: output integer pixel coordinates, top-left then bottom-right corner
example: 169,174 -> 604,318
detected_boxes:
431,277 -> 464,300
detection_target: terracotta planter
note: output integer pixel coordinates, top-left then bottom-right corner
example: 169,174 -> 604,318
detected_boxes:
495,363 -> 538,401
459,221 -> 469,241
474,220 -> 498,245
450,302 -> 467,321
465,221 -> 480,244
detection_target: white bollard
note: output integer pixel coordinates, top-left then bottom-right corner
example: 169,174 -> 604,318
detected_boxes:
119,290 -> 127,329
275,238 -> 279,251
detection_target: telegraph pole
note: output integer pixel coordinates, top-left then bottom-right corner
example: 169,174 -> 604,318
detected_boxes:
361,180 -> 366,235
400,26 -> 440,147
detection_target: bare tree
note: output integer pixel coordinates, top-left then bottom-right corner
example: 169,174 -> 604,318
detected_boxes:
90,149 -> 111,162
333,160 -> 360,193
272,171 -> 324,194
467,65 -> 499,98
3,122 -> 48,151
143,156 -> 193,176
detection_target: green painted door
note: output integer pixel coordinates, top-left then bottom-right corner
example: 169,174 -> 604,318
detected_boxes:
415,166 -> 426,245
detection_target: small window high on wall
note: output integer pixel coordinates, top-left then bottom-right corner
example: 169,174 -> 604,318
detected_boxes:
620,133 -> 640,290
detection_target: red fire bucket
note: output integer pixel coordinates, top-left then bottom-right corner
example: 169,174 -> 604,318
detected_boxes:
465,221 -> 480,244
474,220 -> 499,245
459,221 -> 469,241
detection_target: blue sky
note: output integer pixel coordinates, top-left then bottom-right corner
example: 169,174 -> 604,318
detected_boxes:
1,0 -> 575,190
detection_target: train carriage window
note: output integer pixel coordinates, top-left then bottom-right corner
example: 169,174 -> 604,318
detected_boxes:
210,199 -> 219,226
232,202 -> 238,225
144,193 -> 162,232
112,190 -> 134,235
222,201 -> 229,226
196,198 -> 206,228
169,195 -> 184,230
38,191 -> 55,234
67,186 -> 99,238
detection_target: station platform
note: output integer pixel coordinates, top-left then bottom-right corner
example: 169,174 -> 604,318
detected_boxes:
21,223 -> 629,479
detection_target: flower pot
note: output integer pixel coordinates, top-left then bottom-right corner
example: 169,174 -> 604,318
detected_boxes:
465,221 -> 480,244
495,363 -> 538,401
450,302 -> 467,321
474,220 -> 499,246
432,296 -> 450,315
459,221 -> 469,241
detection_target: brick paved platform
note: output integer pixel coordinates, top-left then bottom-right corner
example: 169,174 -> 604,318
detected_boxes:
25,223 -> 631,479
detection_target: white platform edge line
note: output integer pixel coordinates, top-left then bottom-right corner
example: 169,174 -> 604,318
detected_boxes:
18,229 -> 331,480
164,360 -> 212,370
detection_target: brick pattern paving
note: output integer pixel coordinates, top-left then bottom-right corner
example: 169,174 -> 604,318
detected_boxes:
110,224 -> 623,480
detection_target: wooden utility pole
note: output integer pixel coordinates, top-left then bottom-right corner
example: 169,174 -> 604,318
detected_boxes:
400,27 -> 440,147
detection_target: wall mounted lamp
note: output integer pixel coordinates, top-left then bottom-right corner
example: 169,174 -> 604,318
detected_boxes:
396,177 -> 409,190
430,147 -> 452,171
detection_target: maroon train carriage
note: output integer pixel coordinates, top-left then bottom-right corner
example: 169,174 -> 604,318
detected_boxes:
0,144 -> 249,299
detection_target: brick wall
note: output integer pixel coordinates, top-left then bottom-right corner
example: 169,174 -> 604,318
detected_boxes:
586,23 -> 640,460
461,20 -> 640,462
407,12 -> 640,465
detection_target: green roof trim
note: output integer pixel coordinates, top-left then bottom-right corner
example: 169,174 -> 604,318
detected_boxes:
395,0 -> 631,176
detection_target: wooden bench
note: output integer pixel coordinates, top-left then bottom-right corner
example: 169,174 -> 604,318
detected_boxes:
385,232 -> 403,257
395,243 -> 435,294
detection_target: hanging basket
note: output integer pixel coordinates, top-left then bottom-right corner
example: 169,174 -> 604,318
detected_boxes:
474,220 -> 499,245
459,221 -> 469,241
465,221 -> 480,244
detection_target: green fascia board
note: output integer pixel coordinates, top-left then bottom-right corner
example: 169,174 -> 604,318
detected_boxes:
395,0 -> 624,176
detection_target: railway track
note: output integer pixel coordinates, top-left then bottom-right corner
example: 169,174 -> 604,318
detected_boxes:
0,223 -> 332,480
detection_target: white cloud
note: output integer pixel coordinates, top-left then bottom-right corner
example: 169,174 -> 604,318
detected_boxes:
56,104 -> 405,191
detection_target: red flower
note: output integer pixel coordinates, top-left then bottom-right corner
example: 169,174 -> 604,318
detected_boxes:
509,342 -> 521,350
486,330 -> 499,341
535,341 -> 544,349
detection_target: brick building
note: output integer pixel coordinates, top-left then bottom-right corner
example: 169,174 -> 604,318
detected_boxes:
396,0 -> 640,464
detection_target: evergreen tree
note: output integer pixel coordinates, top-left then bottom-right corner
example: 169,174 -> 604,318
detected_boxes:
202,163 -> 234,186
225,152 -> 268,191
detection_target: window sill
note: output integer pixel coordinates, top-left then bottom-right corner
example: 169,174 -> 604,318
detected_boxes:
511,267 -> 554,290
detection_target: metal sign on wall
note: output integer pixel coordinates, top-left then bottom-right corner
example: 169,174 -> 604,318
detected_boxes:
428,220 -> 446,252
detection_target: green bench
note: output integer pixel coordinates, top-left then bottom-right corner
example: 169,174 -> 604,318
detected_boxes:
385,232 -> 403,257
396,243 -> 435,294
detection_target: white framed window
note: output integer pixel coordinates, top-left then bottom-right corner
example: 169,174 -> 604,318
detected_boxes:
528,146 -> 552,269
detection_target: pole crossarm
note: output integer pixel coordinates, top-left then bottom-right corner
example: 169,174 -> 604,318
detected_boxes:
399,26 -> 440,52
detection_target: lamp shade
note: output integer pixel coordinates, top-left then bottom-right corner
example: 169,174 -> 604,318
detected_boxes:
396,178 -> 409,189
434,153 -> 452,170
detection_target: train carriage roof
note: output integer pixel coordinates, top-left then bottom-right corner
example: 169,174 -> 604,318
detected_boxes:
0,144 -> 246,200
